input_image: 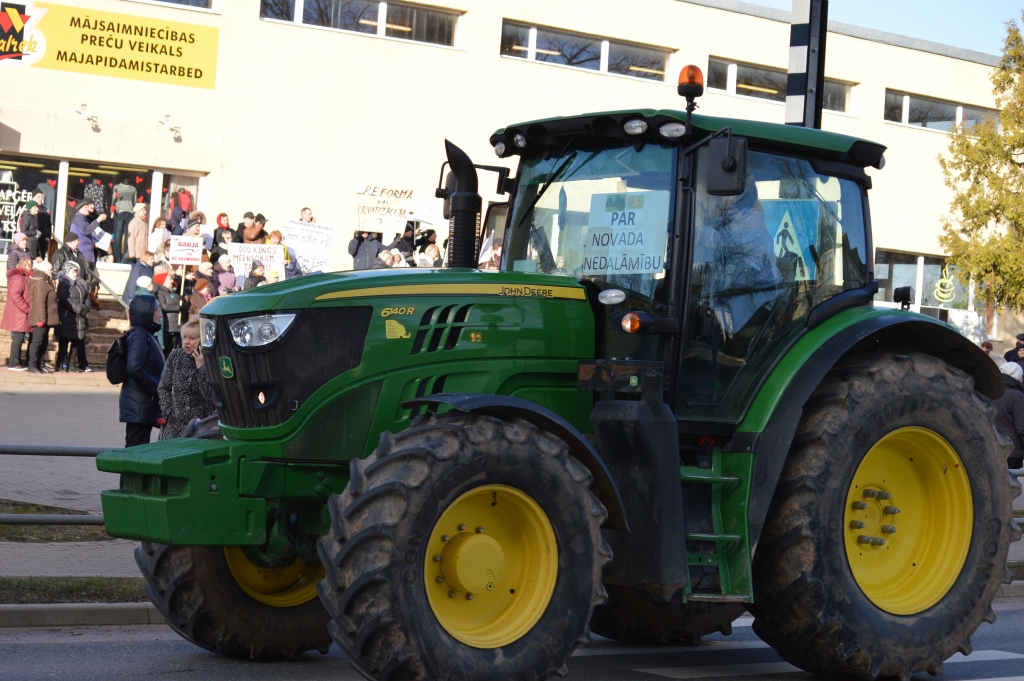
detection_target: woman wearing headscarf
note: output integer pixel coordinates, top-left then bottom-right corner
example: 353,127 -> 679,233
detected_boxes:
55,260 -> 91,372
157,317 -> 212,440
1,258 -> 33,370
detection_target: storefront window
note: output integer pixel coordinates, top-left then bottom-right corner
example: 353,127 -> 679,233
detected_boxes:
162,175 -> 200,234
0,154 -> 60,253
873,250 -> 918,304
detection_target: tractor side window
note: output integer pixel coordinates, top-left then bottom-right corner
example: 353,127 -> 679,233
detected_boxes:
676,149 -> 868,424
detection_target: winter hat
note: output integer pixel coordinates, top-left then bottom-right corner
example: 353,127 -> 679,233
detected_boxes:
34,260 -> 52,274
194,278 -> 210,292
11,232 -> 26,244
64,232 -> 80,244
198,261 -> 214,274
266,270 -> 279,278
187,218 -> 202,229
243,211 -> 255,219
250,259 -> 265,273
153,273 -> 168,287
25,201 -> 37,210
254,213 -> 267,225
1001,362 -> 1023,382
136,275 -> 153,289
133,203 -> 147,216
218,254 -> 231,266
62,261 -> 81,275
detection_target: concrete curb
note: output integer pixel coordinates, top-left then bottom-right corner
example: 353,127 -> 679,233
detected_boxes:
0,602 -> 162,627
2,581 -> 1023,628
0,371 -> 117,389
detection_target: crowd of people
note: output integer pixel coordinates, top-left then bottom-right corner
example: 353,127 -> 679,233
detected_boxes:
348,224 -> 443,270
1,203 -> 316,372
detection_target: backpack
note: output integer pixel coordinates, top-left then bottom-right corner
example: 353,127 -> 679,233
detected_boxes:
106,332 -> 129,384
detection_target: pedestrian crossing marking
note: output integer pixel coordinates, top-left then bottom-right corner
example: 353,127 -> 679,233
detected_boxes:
637,650 -> 1023,679
574,640 -> 769,657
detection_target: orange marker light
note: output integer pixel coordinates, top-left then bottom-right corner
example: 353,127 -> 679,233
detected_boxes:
677,65 -> 705,100
621,312 -> 641,334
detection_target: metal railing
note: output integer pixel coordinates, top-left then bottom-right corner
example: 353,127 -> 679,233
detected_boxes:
0,444 -> 116,525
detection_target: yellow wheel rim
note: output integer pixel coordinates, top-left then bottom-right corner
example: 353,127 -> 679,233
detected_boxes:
223,547 -> 323,608
844,427 -> 973,615
424,484 -> 558,648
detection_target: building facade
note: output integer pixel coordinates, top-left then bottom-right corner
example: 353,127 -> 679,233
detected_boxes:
0,0 -> 1011,346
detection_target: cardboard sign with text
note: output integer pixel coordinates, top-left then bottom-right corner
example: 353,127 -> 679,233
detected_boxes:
356,184 -> 414,239
279,219 -> 337,274
228,243 -> 285,277
168,236 -> 204,265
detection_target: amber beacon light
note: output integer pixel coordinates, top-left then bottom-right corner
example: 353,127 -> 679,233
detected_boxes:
677,65 -> 704,99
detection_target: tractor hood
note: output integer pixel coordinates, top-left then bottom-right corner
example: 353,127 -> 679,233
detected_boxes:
199,268 -> 586,317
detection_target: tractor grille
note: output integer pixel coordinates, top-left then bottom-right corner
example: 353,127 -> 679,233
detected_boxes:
410,304 -> 474,354
204,306 -> 373,428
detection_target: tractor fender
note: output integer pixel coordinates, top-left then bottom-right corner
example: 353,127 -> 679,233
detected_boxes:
403,394 -> 628,531
741,313 -> 1001,550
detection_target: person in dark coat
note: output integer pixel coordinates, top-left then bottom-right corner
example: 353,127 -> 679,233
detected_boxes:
18,202 -> 42,259
348,232 -> 385,270
153,272 -> 184,357
69,200 -> 107,265
122,251 -> 155,305
55,261 -> 91,372
51,231 -> 87,275
189,278 -> 213,320
120,295 -> 165,447
243,259 -> 266,290
157,317 -> 213,440
388,224 -> 417,266
1,258 -> 33,370
994,362 -> 1024,469
6,233 -> 31,273
1004,334 -> 1024,363
26,260 -> 58,374
196,261 -> 218,297
31,191 -> 52,260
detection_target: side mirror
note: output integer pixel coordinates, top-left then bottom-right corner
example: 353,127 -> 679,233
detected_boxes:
706,135 -> 748,196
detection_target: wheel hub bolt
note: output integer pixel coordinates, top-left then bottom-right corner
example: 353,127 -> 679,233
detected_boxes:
441,534 -> 450,542
435,576 -> 443,583
864,490 -> 879,499
881,525 -> 897,534
884,506 -> 900,515
448,591 -> 456,598
871,537 -> 886,546
458,524 -> 466,531
850,520 -> 865,529
433,554 -> 441,562
878,491 -> 892,500
476,526 -> 484,534
857,535 -> 873,544
852,501 -> 868,510
466,594 -> 474,601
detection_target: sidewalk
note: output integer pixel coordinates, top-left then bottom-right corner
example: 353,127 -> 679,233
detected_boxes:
0,541 -> 140,577
0,369 -> 118,389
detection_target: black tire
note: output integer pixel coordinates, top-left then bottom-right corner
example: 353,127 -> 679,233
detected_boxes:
136,542 -> 332,659
317,412 -> 612,680
752,351 -> 1022,680
591,586 -> 746,644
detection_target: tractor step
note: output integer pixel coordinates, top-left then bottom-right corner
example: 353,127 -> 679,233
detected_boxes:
688,593 -> 749,602
686,532 -> 741,542
680,473 -> 740,484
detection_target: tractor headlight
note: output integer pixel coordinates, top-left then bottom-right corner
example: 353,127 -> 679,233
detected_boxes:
200,316 -> 217,348
229,313 -> 297,349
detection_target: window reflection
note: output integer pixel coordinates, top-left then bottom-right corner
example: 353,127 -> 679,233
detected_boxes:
385,3 -> 456,46
534,27 -> 600,70
735,63 -> 786,102
303,0 -> 378,33
607,43 -> 666,81
500,22 -> 530,58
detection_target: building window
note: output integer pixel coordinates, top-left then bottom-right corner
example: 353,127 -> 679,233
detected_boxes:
265,0 -> 458,47
157,0 -> 212,7
499,21 -> 669,82
883,90 -> 998,132
707,58 -> 853,112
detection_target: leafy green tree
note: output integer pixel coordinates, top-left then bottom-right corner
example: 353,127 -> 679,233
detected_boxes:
940,15 -> 1024,312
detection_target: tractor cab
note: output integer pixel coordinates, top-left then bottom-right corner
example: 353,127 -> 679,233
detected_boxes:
489,104 -> 880,430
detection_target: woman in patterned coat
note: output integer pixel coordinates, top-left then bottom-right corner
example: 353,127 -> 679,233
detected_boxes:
157,317 -> 212,440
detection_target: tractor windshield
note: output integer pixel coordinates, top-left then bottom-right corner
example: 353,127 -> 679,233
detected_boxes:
502,143 -> 677,301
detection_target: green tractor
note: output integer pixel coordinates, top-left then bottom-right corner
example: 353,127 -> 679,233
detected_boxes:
98,70 -> 1020,680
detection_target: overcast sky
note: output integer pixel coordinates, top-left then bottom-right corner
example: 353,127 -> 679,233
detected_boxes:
752,1 -> 1021,55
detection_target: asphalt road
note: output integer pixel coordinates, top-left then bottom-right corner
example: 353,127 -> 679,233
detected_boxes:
2,604 -> 1024,681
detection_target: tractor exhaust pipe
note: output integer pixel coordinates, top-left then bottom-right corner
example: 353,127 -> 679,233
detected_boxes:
444,140 -> 482,269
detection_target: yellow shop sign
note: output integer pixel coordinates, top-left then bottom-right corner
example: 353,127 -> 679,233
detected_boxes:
0,1 -> 218,89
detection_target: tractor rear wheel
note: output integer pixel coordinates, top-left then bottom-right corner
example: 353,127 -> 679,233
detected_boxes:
752,351 -> 1021,679
317,412 -> 611,680
136,542 -> 331,659
590,586 -> 745,645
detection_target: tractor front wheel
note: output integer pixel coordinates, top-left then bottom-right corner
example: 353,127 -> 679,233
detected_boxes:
136,543 -> 331,659
752,351 -> 1021,679
317,412 -> 611,680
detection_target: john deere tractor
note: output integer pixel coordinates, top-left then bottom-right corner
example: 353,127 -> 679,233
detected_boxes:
98,68 -> 1020,680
